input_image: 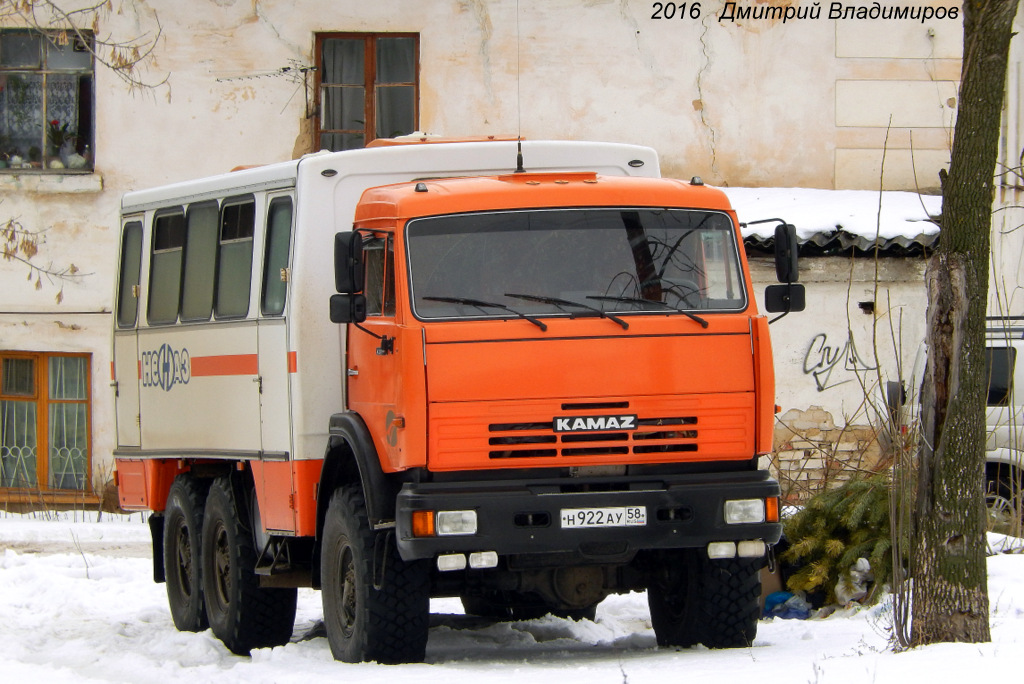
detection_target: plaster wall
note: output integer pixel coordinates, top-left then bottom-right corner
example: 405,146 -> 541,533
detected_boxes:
0,0 -> 967,495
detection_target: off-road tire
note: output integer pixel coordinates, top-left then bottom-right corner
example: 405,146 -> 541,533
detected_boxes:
647,549 -> 701,648
201,476 -> 297,655
696,556 -> 763,648
164,475 -> 210,632
321,485 -> 430,664
648,551 -> 762,649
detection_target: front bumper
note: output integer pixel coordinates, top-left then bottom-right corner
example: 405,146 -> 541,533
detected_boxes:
395,470 -> 781,562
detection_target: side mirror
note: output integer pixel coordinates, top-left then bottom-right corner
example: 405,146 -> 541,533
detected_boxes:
764,283 -> 806,314
334,231 -> 364,293
774,224 -> 799,284
330,294 -> 367,324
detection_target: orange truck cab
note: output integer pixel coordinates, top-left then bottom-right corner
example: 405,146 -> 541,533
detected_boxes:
113,139 -> 803,664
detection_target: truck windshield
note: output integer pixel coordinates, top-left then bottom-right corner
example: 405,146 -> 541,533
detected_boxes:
406,208 -> 746,321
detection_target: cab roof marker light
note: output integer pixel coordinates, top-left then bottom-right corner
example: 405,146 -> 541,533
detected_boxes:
724,499 -> 766,525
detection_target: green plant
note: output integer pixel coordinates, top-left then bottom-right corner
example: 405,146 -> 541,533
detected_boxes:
782,471 -> 898,605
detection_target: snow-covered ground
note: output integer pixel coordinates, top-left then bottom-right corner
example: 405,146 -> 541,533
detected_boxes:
1,511 -> 1022,683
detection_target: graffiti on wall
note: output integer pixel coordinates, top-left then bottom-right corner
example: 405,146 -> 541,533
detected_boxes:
803,331 -> 877,392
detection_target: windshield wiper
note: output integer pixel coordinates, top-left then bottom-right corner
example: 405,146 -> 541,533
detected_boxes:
422,296 -> 548,331
586,295 -> 709,329
505,293 -> 629,330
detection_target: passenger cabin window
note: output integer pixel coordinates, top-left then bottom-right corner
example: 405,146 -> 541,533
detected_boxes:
986,347 -> 1017,407
116,221 -> 143,328
261,198 -> 293,316
180,202 -> 219,321
148,210 -> 186,325
363,235 -> 395,316
215,197 -> 255,318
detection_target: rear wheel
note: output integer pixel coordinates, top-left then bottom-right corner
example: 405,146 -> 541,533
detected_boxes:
201,476 -> 297,655
164,475 -> 210,632
321,485 -> 430,663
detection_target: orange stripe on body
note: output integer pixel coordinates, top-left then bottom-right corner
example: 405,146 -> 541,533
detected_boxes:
288,351 -> 297,373
191,354 -> 259,377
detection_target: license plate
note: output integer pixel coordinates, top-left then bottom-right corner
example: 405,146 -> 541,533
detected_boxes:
560,506 -> 647,528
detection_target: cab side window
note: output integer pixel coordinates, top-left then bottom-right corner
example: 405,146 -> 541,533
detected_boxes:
363,235 -> 395,317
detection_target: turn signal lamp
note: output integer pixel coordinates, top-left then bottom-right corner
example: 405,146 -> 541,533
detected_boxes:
412,510 -> 435,537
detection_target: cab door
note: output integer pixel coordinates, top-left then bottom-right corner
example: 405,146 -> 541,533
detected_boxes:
345,233 -> 414,471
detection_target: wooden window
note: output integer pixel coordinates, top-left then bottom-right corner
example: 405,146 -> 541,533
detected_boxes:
0,352 -> 91,493
0,29 -> 94,172
315,33 -> 418,151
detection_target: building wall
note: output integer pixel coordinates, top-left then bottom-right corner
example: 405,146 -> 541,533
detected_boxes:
0,1 -> 975,500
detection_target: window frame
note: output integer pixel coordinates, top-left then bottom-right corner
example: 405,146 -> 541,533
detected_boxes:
147,207 -> 187,326
0,28 -> 95,173
313,32 -> 420,151
214,194 -> 256,320
0,351 -> 92,496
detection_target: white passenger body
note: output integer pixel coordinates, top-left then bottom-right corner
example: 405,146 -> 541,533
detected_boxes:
113,140 -> 661,475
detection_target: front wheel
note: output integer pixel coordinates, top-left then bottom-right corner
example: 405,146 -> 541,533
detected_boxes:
321,485 -> 430,663
201,477 -> 297,655
648,550 -> 762,649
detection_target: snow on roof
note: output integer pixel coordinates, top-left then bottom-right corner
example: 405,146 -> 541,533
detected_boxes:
723,187 -> 942,252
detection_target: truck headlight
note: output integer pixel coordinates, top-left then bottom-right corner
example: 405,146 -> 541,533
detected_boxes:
724,499 -> 765,524
436,510 -> 478,536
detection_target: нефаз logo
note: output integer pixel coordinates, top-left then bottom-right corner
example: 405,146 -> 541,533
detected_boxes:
141,344 -> 191,391
553,414 -> 638,432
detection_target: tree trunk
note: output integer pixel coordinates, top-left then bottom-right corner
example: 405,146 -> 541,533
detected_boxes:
911,0 -> 1019,645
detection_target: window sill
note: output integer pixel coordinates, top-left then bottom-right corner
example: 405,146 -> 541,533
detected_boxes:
0,171 -> 103,194
0,488 -> 101,509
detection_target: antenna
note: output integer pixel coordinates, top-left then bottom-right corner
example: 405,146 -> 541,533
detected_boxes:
516,0 -> 522,139
514,0 -> 526,173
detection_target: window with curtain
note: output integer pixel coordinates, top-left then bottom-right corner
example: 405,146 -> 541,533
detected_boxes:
315,33 -> 418,151
0,29 -> 94,172
0,352 -> 90,493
